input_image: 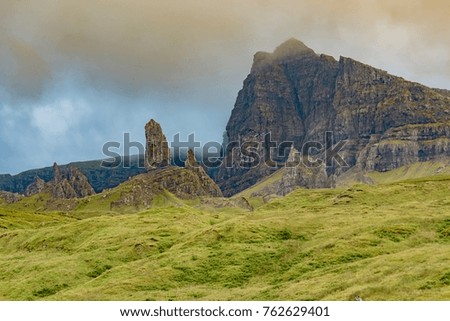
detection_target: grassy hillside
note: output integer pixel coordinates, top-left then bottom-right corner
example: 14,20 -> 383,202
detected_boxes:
332,159 -> 450,188
237,169 -> 286,198
367,159 -> 450,184
0,175 -> 449,300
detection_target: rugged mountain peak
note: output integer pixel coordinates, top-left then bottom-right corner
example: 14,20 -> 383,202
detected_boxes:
51,164 -> 95,199
25,176 -> 46,196
218,39 -> 450,196
145,119 -> 170,170
24,163 -> 95,199
252,38 -> 317,72
273,38 -> 315,57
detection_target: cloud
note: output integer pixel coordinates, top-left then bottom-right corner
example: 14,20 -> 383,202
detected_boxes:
0,35 -> 51,101
1,0 -> 447,101
0,0 -> 254,101
31,99 -> 90,139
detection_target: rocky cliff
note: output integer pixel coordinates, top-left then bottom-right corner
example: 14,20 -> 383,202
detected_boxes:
218,38 -> 450,196
50,163 -> 96,199
24,163 -> 96,199
111,120 -> 223,208
110,166 -> 223,208
0,191 -> 22,204
24,177 -> 46,196
145,119 -> 171,169
249,147 -> 331,198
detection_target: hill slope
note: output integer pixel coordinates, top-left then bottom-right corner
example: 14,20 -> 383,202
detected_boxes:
0,175 -> 449,300
237,159 -> 450,197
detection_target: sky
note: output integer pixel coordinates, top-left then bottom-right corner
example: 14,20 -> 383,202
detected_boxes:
1,0 -> 449,174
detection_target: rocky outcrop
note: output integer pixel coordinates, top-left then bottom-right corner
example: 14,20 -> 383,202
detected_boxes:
218,38 -> 450,196
51,165 -> 96,199
24,163 -> 95,199
356,122 -> 450,171
0,191 -> 22,204
434,88 -> 450,98
68,166 -> 96,197
183,149 -> 224,196
185,149 -> 199,169
110,166 -> 223,208
249,148 -> 331,197
25,177 -> 46,196
111,122 -> 223,209
145,119 -> 170,170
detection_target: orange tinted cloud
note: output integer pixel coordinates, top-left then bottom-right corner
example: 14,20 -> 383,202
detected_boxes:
0,0 -> 448,101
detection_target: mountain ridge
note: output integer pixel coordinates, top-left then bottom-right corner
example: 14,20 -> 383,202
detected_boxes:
0,156 -> 146,195
217,38 -> 450,196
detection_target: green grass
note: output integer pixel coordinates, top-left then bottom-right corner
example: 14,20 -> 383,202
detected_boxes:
237,169 -> 285,198
368,160 -> 450,184
0,175 -> 449,300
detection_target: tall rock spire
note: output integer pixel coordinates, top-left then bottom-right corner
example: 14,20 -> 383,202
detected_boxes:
144,119 -> 171,170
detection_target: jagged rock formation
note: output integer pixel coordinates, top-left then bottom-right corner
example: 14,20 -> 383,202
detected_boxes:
218,38 -> 450,196
111,122 -> 223,208
356,123 -> 450,172
183,149 -> 224,196
24,163 -> 95,199
0,191 -> 22,204
250,147 -> 331,197
110,166 -> 223,208
51,164 -> 96,199
25,177 -> 46,196
145,119 -> 170,170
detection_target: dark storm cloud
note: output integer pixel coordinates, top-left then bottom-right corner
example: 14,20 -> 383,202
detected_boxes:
0,0 -> 255,100
1,0 -> 449,100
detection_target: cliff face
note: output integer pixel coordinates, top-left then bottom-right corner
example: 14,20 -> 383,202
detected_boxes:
50,163 -> 96,199
218,38 -> 450,196
249,147 -> 331,198
0,191 -> 22,204
24,163 -> 96,199
24,177 -> 46,196
145,119 -> 171,169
